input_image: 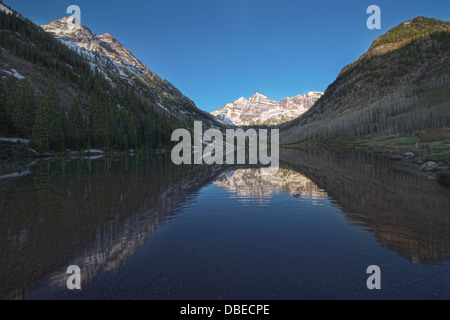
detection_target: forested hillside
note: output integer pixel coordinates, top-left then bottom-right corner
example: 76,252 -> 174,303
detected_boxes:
279,17 -> 450,145
0,3 -> 216,153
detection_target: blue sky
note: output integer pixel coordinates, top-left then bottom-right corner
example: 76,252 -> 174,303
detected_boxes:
5,0 -> 450,112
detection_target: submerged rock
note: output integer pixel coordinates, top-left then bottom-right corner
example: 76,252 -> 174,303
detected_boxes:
415,158 -> 425,164
437,172 -> 450,188
425,172 -> 437,179
390,155 -> 402,160
421,161 -> 438,171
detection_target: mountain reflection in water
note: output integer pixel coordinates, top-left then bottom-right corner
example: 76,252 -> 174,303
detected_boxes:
214,168 -> 328,206
0,155 -> 225,299
280,149 -> 450,267
0,149 -> 449,300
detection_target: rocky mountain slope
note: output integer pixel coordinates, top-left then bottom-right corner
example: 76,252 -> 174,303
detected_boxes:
212,91 -> 322,126
40,16 -> 220,127
279,17 -> 450,144
0,1 -> 224,153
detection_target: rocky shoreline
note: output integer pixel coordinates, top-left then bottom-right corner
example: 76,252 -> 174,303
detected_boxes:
389,151 -> 448,174
2,135 -> 450,188
0,137 -> 167,178
378,142 -> 450,188
283,136 -> 450,189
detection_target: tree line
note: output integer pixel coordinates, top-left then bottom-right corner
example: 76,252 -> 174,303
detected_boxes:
0,76 -> 177,152
0,6 -> 178,152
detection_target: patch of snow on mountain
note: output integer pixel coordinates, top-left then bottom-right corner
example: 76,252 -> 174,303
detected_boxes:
0,3 -> 13,15
1,68 -> 25,80
0,137 -> 30,144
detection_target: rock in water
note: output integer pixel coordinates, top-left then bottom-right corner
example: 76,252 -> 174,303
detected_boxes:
390,155 -> 402,160
437,172 -> 450,188
415,158 -> 425,164
421,161 -> 438,171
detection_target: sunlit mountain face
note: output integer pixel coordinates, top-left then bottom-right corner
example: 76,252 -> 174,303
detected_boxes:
211,92 -> 323,126
214,168 -> 328,206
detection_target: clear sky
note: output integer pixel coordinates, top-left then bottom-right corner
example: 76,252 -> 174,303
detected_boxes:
4,0 -> 450,112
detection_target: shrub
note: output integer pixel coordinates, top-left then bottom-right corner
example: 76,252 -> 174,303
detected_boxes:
418,128 -> 450,142
373,135 -> 397,142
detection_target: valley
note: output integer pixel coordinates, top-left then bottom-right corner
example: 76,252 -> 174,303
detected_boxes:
0,0 -> 449,302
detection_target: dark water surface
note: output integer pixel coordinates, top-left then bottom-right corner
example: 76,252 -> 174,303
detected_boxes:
0,149 -> 449,299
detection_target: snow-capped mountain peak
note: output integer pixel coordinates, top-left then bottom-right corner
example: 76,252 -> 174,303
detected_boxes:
39,15 -> 223,127
40,16 -> 200,109
211,91 -> 323,126
41,16 -> 151,79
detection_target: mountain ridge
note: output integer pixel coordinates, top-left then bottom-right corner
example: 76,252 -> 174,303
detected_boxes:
339,16 -> 450,77
0,2 -> 223,154
279,17 -> 450,144
212,91 -> 323,126
40,16 -> 198,110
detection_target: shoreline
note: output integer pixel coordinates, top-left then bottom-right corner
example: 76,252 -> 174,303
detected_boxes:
1,136 -> 449,188
281,136 -> 450,188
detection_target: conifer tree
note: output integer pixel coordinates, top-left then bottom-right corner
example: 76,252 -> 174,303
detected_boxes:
67,95 -> 83,150
13,79 -> 35,137
90,83 -> 113,150
32,81 -> 64,150
4,75 -> 17,132
0,79 -> 7,132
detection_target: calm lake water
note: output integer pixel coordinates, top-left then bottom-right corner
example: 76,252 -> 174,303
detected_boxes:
0,149 -> 449,300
